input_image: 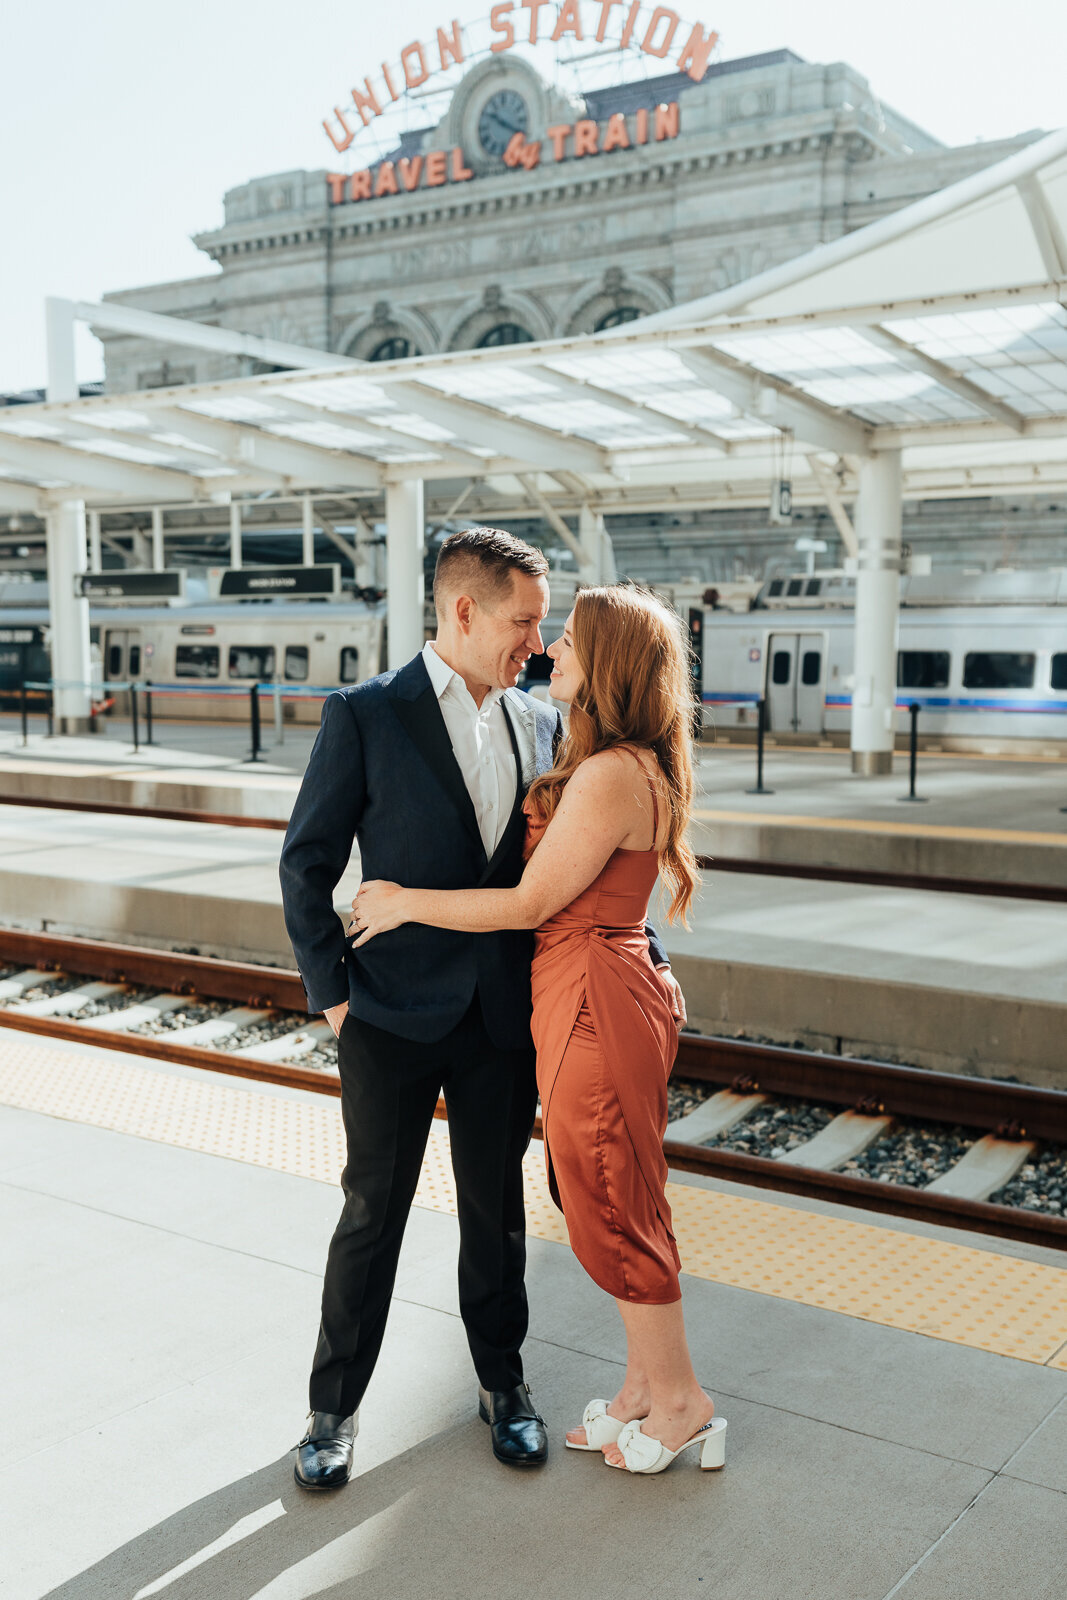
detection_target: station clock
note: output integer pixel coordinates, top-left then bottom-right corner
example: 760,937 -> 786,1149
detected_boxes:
478,88 -> 529,157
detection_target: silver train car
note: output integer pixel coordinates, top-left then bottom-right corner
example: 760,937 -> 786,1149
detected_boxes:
686,568 -> 1067,753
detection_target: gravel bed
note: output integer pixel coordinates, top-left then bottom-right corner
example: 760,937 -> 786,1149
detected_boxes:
667,1076 -> 718,1123
130,999 -> 230,1036
702,1098 -> 834,1158
2,974 -> 85,1006
60,985 -> 158,1021
285,1041 -> 341,1074
217,1014 -> 310,1052
990,1147 -> 1067,1214
843,1120 -> 974,1187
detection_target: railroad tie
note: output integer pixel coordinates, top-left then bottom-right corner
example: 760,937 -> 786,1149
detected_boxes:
925,1136 -> 1038,1203
9,981 -> 128,1018
666,1088 -> 768,1142
78,993 -> 190,1032
776,1111 -> 895,1172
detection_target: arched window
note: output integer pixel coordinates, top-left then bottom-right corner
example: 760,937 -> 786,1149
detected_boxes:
594,307 -> 644,332
477,323 -> 534,348
369,336 -> 419,361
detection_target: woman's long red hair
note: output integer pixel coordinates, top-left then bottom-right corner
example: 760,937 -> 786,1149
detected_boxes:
527,585 -> 699,923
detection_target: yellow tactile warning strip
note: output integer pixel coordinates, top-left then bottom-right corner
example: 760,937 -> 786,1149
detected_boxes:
2,1028 -> 1065,1367
692,807 -> 1067,848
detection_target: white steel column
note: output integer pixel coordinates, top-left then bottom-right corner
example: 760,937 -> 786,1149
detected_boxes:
151,507 -> 164,571
385,480 -> 425,667
578,503 -> 615,584
45,500 -> 93,733
301,496 -> 315,566
851,450 -> 902,776
229,502 -> 242,569
88,511 -> 102,573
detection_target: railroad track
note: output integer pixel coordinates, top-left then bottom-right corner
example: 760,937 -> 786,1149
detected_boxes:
1,793 -> 1062,902
1,926 -> 1064,1251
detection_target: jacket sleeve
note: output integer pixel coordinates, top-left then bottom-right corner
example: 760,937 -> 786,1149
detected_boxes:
645,921 -> 669,969
279,692 -> 365,1013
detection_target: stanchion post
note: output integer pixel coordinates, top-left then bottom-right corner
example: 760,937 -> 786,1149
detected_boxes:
20,677 -> 28,747
898,702 -> 927,803
45,682 -> 54,739
273,683 -> 284,746
247,682 -> 263,762
129,682 -> 140,753
745,697 -> 775,795
144,680 -> 155,745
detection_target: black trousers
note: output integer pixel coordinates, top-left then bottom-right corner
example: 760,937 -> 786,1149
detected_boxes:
308,994 -> 538,1417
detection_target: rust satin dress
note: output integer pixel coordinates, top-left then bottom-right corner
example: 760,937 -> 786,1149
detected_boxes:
525,782 -> 682,1305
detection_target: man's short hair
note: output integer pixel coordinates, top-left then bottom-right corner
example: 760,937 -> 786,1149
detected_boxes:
433,526 -> 548,615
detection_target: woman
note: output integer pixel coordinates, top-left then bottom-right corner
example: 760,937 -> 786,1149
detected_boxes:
351,585 -> 725,1475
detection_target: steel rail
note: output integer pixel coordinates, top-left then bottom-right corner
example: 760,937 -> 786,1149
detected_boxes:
2,928 -> 1065,1250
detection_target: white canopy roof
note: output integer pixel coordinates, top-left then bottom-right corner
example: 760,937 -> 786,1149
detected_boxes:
2,128 -> 1066,522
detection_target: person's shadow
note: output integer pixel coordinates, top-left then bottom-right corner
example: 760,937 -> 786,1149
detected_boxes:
41,1421 -> 478,1600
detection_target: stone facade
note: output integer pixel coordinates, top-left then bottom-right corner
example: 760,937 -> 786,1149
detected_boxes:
100,48 -> 1040,391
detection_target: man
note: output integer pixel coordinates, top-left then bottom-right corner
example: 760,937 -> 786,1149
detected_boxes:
279,527 -> 683,1488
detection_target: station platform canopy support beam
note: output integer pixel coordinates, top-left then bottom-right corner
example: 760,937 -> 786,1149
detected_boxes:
385,481 -> 425,668
851,452 -> 903,776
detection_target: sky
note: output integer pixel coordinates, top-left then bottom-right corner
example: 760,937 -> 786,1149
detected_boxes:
2,0 -> 1065,393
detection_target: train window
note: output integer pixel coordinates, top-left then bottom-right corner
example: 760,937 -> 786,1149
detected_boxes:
898,651 -> 950,689
767,580 -> 784,597
106,644 -> 122,677
1052,654 -> 1067,690
340,646 -> 359,684
228,645 -> 276,680
129,646 -> 141,676
771,650 -> 791,685
805,579 -> 822,596
962,652 -> 1035,690
284,646 -> 309,682
786,579 -> 804,596
175,645 -> 220,679
801,650 -> 821,686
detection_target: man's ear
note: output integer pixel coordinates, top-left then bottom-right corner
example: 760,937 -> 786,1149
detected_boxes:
454,594 -> 476,633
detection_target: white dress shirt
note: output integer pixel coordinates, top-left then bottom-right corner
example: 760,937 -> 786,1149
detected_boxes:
422,643 -> 517,857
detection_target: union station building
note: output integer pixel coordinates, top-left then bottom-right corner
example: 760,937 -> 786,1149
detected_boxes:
98,24 -> 1057,578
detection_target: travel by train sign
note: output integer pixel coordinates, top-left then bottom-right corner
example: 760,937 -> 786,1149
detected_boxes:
323,4 -> 717,204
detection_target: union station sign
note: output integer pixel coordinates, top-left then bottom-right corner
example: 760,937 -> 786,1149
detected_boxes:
323,2 -> 717,205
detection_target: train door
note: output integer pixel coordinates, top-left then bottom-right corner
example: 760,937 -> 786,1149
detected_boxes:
102,627 -> 144,712
103,628 -> 144,682
766,633 -> 824,733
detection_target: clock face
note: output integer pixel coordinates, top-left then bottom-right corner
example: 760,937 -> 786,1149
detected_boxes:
478,88 -> 529,157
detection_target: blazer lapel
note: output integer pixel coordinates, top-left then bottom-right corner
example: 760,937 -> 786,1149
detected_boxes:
502,688 -> 539,793
389,657 -> 483,853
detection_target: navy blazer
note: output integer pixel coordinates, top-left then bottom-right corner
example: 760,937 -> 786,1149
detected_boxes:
279,653 -> 668,1048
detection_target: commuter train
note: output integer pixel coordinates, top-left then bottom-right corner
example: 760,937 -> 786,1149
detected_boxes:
688,567 -> 1067,752
1,567 -> 1065,750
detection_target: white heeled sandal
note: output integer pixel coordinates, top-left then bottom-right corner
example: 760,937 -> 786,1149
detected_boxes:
564,1398 -> 636,1452
607,1415 -> 727,1473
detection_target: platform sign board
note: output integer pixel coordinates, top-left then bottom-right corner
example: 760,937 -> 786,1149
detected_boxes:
218,564 -> 341,598
76,571 -> 186,601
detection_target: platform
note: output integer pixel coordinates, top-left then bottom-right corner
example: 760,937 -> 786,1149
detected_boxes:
1,789 -> 1065,1082
1,1027 -> 1065,1600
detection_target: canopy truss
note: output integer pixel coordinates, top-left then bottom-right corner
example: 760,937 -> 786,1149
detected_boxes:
2,129 -> 1066,521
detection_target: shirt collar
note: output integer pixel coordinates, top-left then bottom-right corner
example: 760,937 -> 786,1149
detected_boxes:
423,642 -> 504,713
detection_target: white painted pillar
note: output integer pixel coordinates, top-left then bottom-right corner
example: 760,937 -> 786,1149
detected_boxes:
301,496 -> 315,566
578,504 -> 615,584
45,499 -> 93,733
151,507 -> 164,571
385,479 -> 425,667
851,450 -> 902,776
229,501 -> 242,569
88,511 -> 102,573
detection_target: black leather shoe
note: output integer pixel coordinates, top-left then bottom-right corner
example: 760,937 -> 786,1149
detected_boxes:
478,1383 -> 548,1467
293,1410 -> 357,1490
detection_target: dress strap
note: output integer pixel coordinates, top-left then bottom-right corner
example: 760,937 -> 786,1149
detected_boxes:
642,766 -> 661,851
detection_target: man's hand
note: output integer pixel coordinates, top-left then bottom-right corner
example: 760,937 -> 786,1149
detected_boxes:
324,1000 -> 349,1038
657,966 -> 687,1030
